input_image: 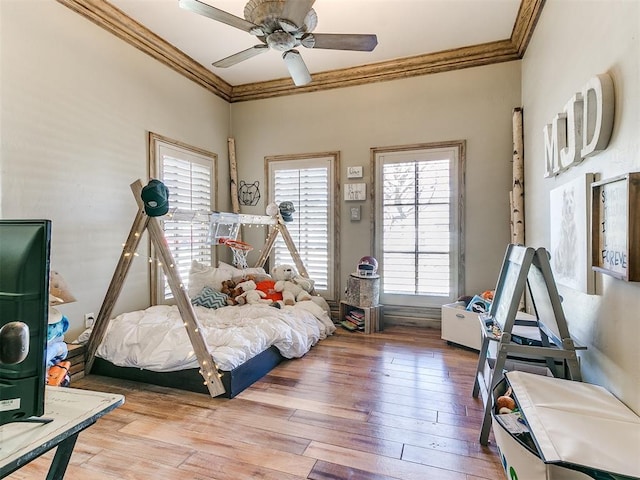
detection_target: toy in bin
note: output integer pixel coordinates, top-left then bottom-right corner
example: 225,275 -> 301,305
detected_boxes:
47,361 -> 71,387
466,294 -> 492,314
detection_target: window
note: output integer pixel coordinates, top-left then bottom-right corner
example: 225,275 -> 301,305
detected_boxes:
149,132 -> 217,303
266,153 -> 339,301
373,141 -> 465,309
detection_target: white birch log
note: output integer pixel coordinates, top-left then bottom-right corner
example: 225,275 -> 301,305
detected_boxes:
228,137 -> 242,241
512,107 -> 525,245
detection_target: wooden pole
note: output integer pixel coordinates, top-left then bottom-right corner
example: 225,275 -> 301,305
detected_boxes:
228,138 -> 240,215
130,180 -> 225,397
85,208 -> 149,374
254,225 -> 279,270
279,223 -> 310,280
86,179 -> 225,397
512,107 -> 525,245
253,219 -> 316,295
228,137 -> 242,245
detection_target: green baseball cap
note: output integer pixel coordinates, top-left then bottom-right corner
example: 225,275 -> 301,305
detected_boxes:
141,179 -> 169,217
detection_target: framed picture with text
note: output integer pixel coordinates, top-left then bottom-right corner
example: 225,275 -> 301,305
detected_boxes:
591,172 -> 640,281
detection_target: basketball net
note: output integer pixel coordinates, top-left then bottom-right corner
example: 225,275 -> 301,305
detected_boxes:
225,239 -> 253,270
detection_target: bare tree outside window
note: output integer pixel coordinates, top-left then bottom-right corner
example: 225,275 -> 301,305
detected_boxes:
374,142 -> 465,308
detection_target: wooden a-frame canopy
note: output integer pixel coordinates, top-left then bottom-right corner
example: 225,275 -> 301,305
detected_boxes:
84,179 -> 312,397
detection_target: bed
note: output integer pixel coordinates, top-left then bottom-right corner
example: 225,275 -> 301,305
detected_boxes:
91,299 -> 335,397
85,182 -> 336,398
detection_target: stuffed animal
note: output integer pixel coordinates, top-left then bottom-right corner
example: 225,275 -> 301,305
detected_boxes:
220,279 -> 243,306
255,279 -> 283,303
496,386 -> 516,414
234,280 -> 271,305
271,264 -> 314,305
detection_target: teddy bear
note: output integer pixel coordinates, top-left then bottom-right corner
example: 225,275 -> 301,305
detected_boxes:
271,264 -> 314,305
220,279 -> 244,306
234,280 -> 272,305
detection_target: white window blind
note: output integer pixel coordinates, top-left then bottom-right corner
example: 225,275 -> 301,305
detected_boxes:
160,157 -> 212,299
150,133 -> 216,302
375,144 -> 464,307
268,156 -> 336,298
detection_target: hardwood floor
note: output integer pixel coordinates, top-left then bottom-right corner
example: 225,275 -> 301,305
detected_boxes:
7,326 -> 504,480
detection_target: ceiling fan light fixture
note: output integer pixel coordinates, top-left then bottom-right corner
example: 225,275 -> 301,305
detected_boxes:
244,0 -> 284,27
244,0 -> 317,33
278,18 -> 298,33
182,0 -> 376,88
267,31 -> 296,51
282,49 -> 311,86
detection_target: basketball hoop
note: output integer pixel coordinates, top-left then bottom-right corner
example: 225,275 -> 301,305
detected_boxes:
224,239 -> 253,270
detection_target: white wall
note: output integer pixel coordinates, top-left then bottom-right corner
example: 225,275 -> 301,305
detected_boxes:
0,0 -> 231,341
522,0 -> 640,412
231,61 -> 522,319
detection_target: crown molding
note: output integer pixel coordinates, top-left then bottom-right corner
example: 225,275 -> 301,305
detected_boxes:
231,39 -> 520,102
511,0 -> 546,56
57,0 -> 544,103
56,0 -> 233,101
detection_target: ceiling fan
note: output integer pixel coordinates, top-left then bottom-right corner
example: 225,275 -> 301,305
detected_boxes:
178,0 -> 378,86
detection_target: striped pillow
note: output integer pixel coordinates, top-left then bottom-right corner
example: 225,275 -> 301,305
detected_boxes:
191,286 -> 228,309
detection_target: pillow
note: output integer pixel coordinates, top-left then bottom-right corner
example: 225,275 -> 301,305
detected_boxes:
191,286 -> 228,309
232,272 -> 272,284
218,261 -> 267,278
188,260 -> 233,298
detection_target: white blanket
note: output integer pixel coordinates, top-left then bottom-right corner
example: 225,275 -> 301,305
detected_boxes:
96,301 -> 335,372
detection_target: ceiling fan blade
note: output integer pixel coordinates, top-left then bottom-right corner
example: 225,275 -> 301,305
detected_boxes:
282,50 -> 311,86
179,0 -> 258,33
302,33 -> 378,52
280,0 -> 316,29
213,45 -> 269,68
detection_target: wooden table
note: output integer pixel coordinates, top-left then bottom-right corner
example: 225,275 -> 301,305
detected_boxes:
0,386 -> 124,479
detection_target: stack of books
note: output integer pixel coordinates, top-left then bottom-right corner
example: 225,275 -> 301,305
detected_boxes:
341,309 -> 365,332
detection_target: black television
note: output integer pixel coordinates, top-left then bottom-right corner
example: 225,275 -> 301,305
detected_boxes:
0,220 -> 51,426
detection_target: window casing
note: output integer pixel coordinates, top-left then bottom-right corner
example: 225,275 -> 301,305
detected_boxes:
149,132 -> 217,303
266,153 -> 339,301
373,141 -> 465,309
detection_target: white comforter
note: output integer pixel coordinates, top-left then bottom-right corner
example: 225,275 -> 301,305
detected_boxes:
96,301 -> 335,372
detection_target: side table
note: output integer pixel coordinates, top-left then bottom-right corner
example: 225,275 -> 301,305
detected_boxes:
0,386 -> 124,479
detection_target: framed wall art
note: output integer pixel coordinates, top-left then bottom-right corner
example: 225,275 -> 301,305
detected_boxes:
549,173 -> 595,293
344,183 -> 366,201
347,166 -> 363,179
591,172 -> 640,282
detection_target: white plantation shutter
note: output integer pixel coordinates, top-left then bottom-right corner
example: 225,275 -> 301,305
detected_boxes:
161,157 -> 212,299
375,144 -> 464,307
150,134 -> 216,302
268,156 -> 336,298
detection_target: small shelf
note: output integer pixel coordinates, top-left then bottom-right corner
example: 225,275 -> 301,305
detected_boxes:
66,343 -> 86,382
339,301 -> 382,334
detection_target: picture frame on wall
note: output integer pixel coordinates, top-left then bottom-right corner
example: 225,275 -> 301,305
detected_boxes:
344,183 -> 366,201
347,166 -> 363,179
591,172 -> 640,282
549,173 -> 595,294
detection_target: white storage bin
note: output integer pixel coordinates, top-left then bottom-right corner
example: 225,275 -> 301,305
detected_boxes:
441,302 -> 482,350
492,371 -> 640,480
